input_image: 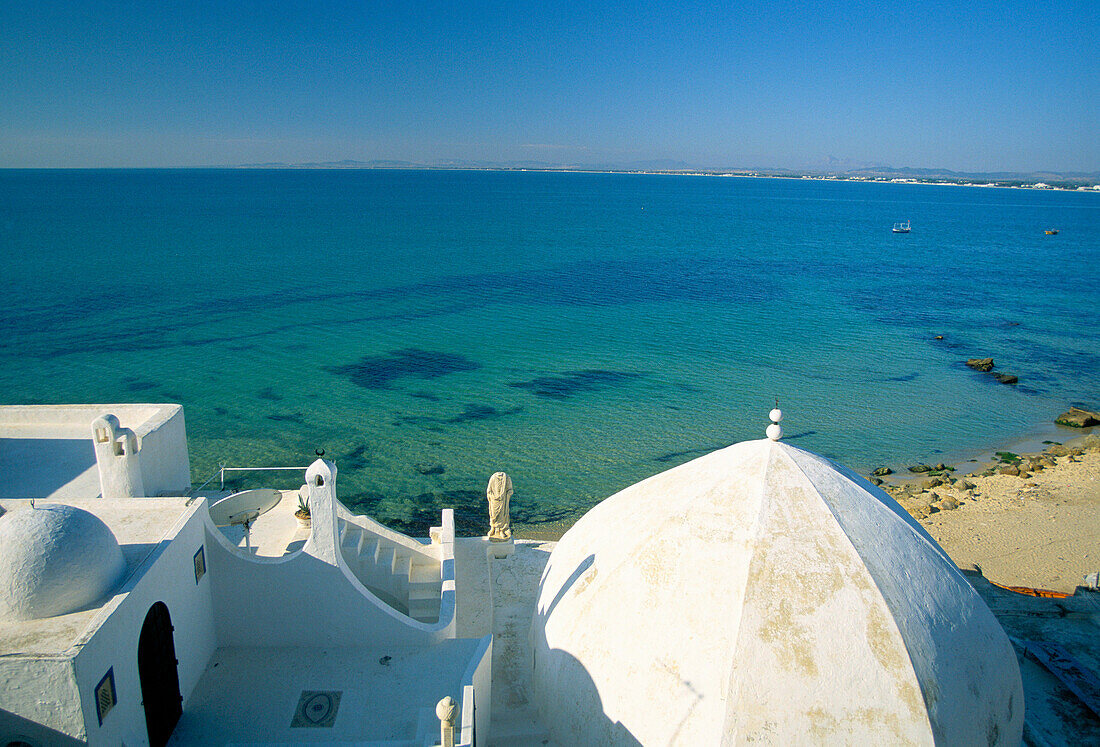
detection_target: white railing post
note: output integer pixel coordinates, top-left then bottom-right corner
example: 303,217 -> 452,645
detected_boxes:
436,696 -> 456,747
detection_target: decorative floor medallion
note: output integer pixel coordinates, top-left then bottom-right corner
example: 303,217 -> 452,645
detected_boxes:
291,690 -> 342,728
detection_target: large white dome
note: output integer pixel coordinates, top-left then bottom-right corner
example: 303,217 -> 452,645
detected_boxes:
530,438 -> 1023,745
0,504 -> 126,621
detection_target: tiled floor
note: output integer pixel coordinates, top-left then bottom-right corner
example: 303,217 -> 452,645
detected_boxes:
171,640 -> 482,744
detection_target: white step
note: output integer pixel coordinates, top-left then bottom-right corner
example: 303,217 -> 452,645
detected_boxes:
393,550 -> 412,577
408,583 -> 441,600
409,561 -> 440,583
358,538 -> 379,566
375,544 -> 394,568
408,597 -> 440,622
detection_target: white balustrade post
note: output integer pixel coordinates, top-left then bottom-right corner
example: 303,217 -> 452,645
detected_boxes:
436,696 -> 456,747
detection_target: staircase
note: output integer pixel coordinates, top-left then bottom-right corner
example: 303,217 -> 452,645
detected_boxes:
338,520 -> 443,623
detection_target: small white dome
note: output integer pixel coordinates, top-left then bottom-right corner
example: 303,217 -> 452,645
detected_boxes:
531,438 -> 1023,745
0,504 -> 126,621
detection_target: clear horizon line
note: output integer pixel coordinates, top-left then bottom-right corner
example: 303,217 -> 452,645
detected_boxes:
1,163 -> 1097,181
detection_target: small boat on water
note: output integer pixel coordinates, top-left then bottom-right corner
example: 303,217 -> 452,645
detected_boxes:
1045,229 -> 1059,235
892,221 -> 911,233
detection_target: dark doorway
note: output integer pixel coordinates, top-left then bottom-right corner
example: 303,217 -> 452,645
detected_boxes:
137,601 -> 182,747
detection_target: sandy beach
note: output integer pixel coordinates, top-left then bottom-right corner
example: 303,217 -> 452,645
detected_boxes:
888,432 -> 1100,593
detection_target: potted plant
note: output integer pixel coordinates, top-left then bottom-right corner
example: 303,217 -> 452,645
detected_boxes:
295,491 -> 311,529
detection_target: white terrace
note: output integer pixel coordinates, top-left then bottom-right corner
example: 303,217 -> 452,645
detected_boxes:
0,405 -> 547,746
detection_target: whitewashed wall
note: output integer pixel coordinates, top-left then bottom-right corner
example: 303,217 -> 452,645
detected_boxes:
0,657 -> 84,744
0,404 -> 191,498
202,461 -> 455,648
130,406 -> 190,497
72,503 -> 216,745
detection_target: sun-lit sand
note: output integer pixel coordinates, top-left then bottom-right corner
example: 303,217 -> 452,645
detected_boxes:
917,440 -> 1100,593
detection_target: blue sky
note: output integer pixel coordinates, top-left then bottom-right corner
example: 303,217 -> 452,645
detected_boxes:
1,1 -> 1096,171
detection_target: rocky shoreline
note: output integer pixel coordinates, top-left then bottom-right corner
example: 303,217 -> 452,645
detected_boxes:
873,431 -> 1100,523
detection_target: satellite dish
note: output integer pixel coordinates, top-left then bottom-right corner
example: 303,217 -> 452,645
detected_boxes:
209,489 -> 281,553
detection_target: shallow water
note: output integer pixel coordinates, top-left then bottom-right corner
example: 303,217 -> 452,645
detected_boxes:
1,169 -> 1097,532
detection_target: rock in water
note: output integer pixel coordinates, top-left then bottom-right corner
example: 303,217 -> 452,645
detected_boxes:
872,466 -> 892,476
992,372 -> 1018,384
966,358 -> 995,372
908,464 -> 933,473
414,462 -> 445,475
1055,407 -> 1100,428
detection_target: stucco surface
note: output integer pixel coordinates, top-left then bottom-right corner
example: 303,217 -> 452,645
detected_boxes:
0,437 -> 99,501
531,438 -> 1024,745
0,504 -> 125,622
0,657 -> 84,742
0,404 -> 190,500
0,497 -> 191,654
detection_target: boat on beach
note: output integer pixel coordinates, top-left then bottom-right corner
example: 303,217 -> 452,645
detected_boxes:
892,220 -> 911,233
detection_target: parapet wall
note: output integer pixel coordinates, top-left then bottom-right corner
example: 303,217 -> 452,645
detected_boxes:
0,404 -> 172,437
0,404 -> 191,498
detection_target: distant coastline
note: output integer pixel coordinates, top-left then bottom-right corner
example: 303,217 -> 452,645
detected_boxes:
227,160 -> 1100,191
4,163 -> 1097,191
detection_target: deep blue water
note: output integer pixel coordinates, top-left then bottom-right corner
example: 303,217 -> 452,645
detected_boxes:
1,169 -> 1097,531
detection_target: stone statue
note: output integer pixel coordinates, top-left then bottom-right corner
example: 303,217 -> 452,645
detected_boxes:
486,471 -> 513,541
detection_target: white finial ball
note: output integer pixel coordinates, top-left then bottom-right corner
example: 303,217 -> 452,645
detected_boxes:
769,408 -> 783,423
766,423 -> 783,441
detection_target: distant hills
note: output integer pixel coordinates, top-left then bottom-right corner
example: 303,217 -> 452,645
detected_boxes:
231,159 -> 1100,186
233,157 -> 698,171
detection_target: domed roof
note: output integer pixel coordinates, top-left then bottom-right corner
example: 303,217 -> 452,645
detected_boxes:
0,504 -> 126,621
531,438 -> 1023,745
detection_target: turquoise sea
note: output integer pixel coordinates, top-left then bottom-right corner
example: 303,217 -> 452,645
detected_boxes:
1,169 -> 1098,532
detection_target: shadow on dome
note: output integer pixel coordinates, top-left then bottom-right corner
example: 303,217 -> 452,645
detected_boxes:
531,553 -> 643,745
34,541 -> 160,620
532,646 -> 642,746
539,554 -> 594,621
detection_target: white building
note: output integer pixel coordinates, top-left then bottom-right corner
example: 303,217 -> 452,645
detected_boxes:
1,405 -> 491,746
0,405 -> 1028,745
